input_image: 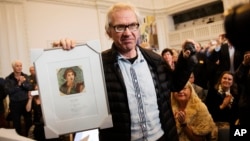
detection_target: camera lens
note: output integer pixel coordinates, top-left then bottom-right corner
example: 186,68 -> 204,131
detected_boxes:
184,42 -> 196,56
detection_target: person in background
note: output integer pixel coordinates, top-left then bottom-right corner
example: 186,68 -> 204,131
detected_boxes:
188,72 -> 207,102
202,40 -> 220,90
5,60 -> 33,136
234,51 -> 250,126
26,89 -> 61,141
28,66 -> 37,90
171,82 -> 217,141
207,34 -> 243,88
223,3 -> 250,132
223,3 -> 250,140
27,65 -> 41,139
26,90 -> 43,140
205,71 -> 239,141
161,48 -> 175,70
171,48 -> 180,63
26,66 -> 61,140
53,2 -> 197,141
192,42 -> 210,91
0,77 -> 8,128
206,71 -> 239,125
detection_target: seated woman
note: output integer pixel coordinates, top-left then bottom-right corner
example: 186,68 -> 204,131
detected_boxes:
171,82 -> 217,141
205,71 -> 239,126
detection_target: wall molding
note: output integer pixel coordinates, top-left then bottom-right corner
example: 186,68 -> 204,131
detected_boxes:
27,0 -> 97,8
168,21 -> 224,48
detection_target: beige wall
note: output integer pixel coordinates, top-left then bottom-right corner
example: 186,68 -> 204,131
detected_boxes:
0,0 -> 249,76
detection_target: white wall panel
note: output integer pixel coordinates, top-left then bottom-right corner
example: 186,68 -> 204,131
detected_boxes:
0,1 -> 30,76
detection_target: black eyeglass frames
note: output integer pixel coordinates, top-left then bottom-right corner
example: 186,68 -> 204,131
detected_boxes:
109,23 -> 140,32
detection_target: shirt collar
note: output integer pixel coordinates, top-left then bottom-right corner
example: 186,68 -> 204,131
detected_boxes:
117,46 -> 145,63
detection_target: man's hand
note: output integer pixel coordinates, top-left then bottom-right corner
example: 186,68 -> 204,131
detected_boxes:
52,38 -> 76,50
182,39 -> 197,58
242,51 -> 250,66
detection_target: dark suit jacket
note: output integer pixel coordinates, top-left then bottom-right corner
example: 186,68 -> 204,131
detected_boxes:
0,78 -> 7,114
193,51 -> 210,89
208,43 -> 244,84
205,87 -> 239,125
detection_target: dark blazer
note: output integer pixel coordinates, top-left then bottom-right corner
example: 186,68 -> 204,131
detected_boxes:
208,43 -> 243,84
99,43 -> 196,141
0,78 -> 7,114
5,72 -> 33,102
205,86 -> 239,125
193,51 -> 210,89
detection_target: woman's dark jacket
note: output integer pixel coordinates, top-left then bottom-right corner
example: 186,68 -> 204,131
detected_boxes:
99,44 -> 196,141
205,86 -> 239,125
5,72 -> 32,102
0,78 -> 7,114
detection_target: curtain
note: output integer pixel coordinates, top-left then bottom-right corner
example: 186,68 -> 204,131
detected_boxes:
0,1 -> 30,77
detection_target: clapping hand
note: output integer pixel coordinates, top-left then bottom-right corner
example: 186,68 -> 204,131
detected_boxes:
221,94 -> 233,109
17,76 -> 26,86
243,51 -> 250,66
222,94 -> 233,108
175,110 -> 186,124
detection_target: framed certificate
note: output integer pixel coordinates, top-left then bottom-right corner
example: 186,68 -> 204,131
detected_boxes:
34,40 -> 112,139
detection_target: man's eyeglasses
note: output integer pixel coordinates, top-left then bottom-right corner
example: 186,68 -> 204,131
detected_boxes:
110,23 -> 140,32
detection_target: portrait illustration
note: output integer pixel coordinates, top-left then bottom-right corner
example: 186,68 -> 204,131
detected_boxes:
57,66 -> 85,95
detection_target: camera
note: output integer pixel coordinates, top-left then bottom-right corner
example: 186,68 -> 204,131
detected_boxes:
184,42 -> 196,56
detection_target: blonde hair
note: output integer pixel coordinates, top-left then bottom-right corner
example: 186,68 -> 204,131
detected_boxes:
171,82 -> 202,107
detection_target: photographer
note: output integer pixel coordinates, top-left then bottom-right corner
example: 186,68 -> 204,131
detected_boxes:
224,3 -> 250,140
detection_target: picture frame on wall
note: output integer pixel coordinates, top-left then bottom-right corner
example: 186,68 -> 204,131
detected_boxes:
34,40 -> 112,139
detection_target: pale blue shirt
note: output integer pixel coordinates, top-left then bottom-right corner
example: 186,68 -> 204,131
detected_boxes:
117,47 -> 164,141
